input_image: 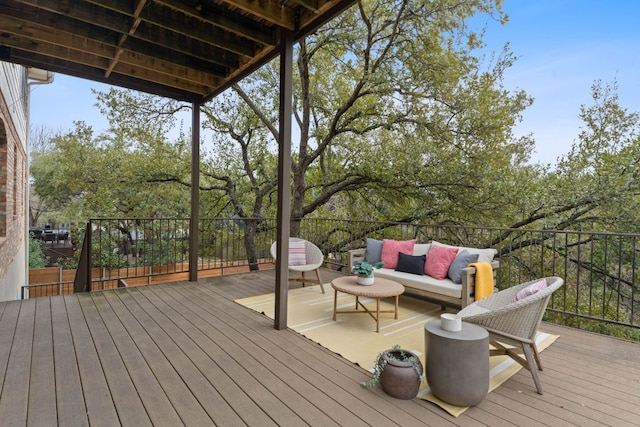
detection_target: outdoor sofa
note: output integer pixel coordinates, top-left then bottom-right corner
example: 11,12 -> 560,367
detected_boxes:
348,239 -> 499,308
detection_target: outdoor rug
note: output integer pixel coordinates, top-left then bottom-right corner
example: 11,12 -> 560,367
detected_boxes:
235,284 -> 558,417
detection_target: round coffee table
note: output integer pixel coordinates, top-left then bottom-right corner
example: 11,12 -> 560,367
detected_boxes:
331,276 -> 405,332
424,318 -> 489,406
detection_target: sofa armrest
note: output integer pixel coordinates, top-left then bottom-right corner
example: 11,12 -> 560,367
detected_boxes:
347,248 -> 366,274
460,261 -> 500,308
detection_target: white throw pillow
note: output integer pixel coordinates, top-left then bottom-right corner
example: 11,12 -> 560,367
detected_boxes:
431,240 -> 496,263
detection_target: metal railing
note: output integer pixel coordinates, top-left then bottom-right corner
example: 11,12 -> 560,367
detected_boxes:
23,217 -> 640,340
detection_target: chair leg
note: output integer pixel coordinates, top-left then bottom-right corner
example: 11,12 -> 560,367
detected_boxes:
315,268 -> 325,294
522,343 -> 543,395
288,269 -> 324,293
490,339 -> 544,394
531,342 -> 543,371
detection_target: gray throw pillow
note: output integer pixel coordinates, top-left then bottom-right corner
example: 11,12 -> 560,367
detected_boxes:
395,252 -> 426,275
366,238 -> 383,263
447,250 -> 479,284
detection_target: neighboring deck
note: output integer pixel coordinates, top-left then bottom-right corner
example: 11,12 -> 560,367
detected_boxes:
1,269 -> 639,426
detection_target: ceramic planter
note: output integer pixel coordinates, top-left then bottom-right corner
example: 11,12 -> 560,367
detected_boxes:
378,349 -> 423,399
356,272 -> 375,285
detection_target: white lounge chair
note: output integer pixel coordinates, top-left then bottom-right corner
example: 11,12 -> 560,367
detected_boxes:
270,238 -> 325,293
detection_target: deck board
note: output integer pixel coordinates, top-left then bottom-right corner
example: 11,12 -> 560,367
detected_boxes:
123,286 -> 266,426
158,283 -> 391,427
0,301 -> 19,403
139,284 -> 341,427
0,299 -> 35,426
183,283 -> 447,426
112,289 -> 223,426
105,290 -> 214,426
90,292 -> 184,427
77,293 -> 152,426
28,298 -> 57,426
64,294 -> 120,427
50,296 -> 88,427
0,269 -> 639,426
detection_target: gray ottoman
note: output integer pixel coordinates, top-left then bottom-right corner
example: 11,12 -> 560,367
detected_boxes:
424,318 -> 489,406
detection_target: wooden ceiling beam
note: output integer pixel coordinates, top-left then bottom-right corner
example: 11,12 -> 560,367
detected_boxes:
82,0 -> 264,56
13,0 -> 258,58
1,2 -> 238,71
223,0 -> 296,30
0,15 -> 220,93
105,0 -> 148,78
1,0 -> 358,102
292,0 -> 320,14
3,35 -> 214,96
152,0 -> 276,46
4,47 -> 199,101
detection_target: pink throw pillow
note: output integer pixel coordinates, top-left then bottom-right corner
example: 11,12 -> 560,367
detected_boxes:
288,240 -> 307,266
381,239 -> 416,269
424,245 -> 459,279
513,279 -> 547,302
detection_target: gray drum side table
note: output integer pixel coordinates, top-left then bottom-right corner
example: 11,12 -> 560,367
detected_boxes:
424,318 -> 489,406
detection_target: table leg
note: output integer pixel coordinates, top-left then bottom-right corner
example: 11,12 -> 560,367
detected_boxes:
394,295 -> 399,319
376,298 -> 380,332
333,289 -> 338,321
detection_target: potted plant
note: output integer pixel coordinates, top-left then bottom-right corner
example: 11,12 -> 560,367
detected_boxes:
352,260 -> 384,285
361,345 -> 424,399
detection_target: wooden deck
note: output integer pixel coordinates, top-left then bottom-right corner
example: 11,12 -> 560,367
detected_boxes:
1,269 -> 639,426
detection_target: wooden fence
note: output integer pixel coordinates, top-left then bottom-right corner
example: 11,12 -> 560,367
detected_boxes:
25,261 -> 274,298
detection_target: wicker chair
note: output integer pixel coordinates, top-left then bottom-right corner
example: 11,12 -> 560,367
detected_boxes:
457,276 -> 564,394
270,238 -> 325,293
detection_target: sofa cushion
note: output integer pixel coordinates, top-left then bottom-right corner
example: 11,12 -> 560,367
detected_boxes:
395,253 -> 425,275
447,250 -> 479,284
412,243 -> 432,256
424,245 -> 459,279
381,239 -> 416,269
375,268 -> 463,299
366,238 -> 383,263
432,240 -> 496,263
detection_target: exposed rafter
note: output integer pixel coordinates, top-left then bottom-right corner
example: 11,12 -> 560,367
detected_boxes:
105,0 -> 148,78
0,0 -> 356,102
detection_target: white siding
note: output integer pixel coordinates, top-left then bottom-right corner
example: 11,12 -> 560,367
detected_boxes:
0,62 -> 28,300
0,63 -> 28,146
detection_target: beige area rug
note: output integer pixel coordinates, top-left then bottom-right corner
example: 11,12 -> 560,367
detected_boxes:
235,284 -> 558,417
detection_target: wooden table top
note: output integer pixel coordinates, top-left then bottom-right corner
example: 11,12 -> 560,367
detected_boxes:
331,276 -> 404,298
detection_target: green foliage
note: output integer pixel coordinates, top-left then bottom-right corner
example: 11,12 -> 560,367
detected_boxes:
352,261 -> 384,276
28,236 -> 49,268
136,238 -> 188,268
30,114 -> 192,220
91,238 -> 128,270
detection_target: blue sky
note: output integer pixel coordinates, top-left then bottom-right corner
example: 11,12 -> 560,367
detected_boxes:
29,0 -> 639,165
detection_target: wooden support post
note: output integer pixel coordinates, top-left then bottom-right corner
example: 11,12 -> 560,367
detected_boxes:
189,102 -> 200,282
275,29 -> 294,330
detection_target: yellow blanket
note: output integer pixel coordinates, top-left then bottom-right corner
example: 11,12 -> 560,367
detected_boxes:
469,262 -> 494,300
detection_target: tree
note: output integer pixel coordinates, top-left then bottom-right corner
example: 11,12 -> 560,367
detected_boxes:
196,0 -> 535,263
501,79 -> 640,234
30,0 -> 540,270
29,125 -> 56,226
489,80 -> 640,325
29,105 -> 194,263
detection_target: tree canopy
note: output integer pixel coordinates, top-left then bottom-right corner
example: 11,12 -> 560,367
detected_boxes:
29,0 -> 640,242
